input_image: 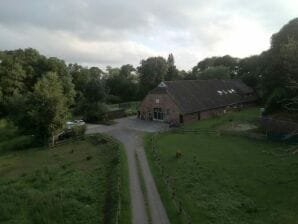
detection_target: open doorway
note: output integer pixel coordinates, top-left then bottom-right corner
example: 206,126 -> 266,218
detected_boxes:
179,114 -> 184,123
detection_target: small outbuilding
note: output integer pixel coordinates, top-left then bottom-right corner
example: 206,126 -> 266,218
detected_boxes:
138,79 -> 257,124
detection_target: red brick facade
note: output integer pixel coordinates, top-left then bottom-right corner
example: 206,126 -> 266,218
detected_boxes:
139,92 -> 254,124
138,93 -> 180,122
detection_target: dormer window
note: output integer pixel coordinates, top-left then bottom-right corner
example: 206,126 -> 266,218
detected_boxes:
158,82 -> 167,88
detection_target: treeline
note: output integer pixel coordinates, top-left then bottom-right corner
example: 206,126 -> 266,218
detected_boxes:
0,48 -> 183,142
187,18 -> 298,115
0,18 -> 297,142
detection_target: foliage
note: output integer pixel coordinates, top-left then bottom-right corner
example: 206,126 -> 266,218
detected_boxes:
262,18 -> 298,114
138,56 -> 168,97
104,65 -> 138,102
165,53 -> 180,81
192,55 -> 238,79
264,88 -> 288,114
71,124 -> 86,137
237,55 -> 262,89
0,49 -> 75,141
197,65 -> 231,80
28,72 -> 70,140
83,103 -> 108,123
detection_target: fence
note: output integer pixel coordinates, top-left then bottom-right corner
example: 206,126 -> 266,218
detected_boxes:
108,101 -> 140,110
151,134 -> 192,224
172,127 -> 268,141
49,135 -> 85,148
171,128 -> 218,135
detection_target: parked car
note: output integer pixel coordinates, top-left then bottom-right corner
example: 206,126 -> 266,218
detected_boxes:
66,120 -> 86,130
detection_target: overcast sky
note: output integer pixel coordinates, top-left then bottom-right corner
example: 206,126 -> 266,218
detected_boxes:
0,0 -> 297,70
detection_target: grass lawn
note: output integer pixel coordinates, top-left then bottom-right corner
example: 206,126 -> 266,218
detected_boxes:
0,119 -> 131,224
144,108 -> 298,224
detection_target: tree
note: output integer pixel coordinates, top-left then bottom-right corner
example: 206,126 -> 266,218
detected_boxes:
261,18 -> 298,114
82,75 -> 107,122
192,55 -> 238,78
28,72 -> 70,142
119,64 -> 135,78
138,56 -> 168,97
89,66 -> 104,79
84,77 -> 105,103
0,58 -> 26,114
197,66 -> 231,80
238,55 -> 263,90
46,57 -> 75,106
104,65 -> 138,102
165,53 -> 180,81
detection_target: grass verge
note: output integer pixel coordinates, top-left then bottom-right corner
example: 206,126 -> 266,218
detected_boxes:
0,119 -> 131,224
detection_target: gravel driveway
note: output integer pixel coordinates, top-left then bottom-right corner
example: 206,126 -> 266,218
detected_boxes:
86,116 -> 170,224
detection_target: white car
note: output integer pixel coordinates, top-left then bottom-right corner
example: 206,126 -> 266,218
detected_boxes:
66,120 -> 86,130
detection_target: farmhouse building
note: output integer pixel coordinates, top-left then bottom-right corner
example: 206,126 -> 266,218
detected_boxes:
138,79 -> 257,124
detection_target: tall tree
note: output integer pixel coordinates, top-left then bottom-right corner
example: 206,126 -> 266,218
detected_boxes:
238,55 -> 263,90
138,56 -> 168,97
192,55 -> 238,79
165,53 -> 180,81
82,75 -> 107,122
262,18 -> 298,114
104,64 -> 138,102
28,72 -> 69,142
197,65 -> 231,80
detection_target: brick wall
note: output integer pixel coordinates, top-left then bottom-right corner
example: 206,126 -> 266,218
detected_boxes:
139,93 -> 180,122
184,113 -> 199,123
200,107 -> 225,119
139,95 -> 255,124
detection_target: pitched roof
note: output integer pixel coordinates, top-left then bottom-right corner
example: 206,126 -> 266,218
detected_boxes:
150,79 -> 257,114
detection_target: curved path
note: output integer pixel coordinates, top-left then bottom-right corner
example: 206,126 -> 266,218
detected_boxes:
86,116 -> 170,224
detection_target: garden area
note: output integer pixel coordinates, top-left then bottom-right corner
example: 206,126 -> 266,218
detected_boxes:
0,119 -> 131,224
145,108 -> 298,224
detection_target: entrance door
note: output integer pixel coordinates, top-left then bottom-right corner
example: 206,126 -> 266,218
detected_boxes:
179,114 -> 184,123
153,108 -> 164,121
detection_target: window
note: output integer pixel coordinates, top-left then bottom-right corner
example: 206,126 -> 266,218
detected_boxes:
153,108 -> 164,120
156,98 -> 160,104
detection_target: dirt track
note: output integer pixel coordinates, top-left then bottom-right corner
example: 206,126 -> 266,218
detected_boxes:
86,117 -> 170,224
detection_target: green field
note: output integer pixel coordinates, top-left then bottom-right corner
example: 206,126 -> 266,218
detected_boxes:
0,119 -> 131,224
145,108 -> 298,224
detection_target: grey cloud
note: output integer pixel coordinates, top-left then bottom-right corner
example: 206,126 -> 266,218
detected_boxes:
0,0 -> 297,69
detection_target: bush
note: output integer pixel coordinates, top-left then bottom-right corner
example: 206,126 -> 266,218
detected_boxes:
264,87 -> 287,114
0,135 -> 35,151
71,125 -> 86,136
83,103 -> 108,123
105,94 -> 122,104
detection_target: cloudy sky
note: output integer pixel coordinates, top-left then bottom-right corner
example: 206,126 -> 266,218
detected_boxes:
0,0 -> 297,70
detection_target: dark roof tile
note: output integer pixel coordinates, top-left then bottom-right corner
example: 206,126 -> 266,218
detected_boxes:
152,79 -> 257,114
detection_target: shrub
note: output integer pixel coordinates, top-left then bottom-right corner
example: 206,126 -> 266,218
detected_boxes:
83,103 -> 108,123
71,125 -> 86,137
105,94 -> 122,104
265,87 -> 287,114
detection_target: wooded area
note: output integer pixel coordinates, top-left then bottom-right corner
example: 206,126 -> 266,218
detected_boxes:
0,18 -> 297,143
